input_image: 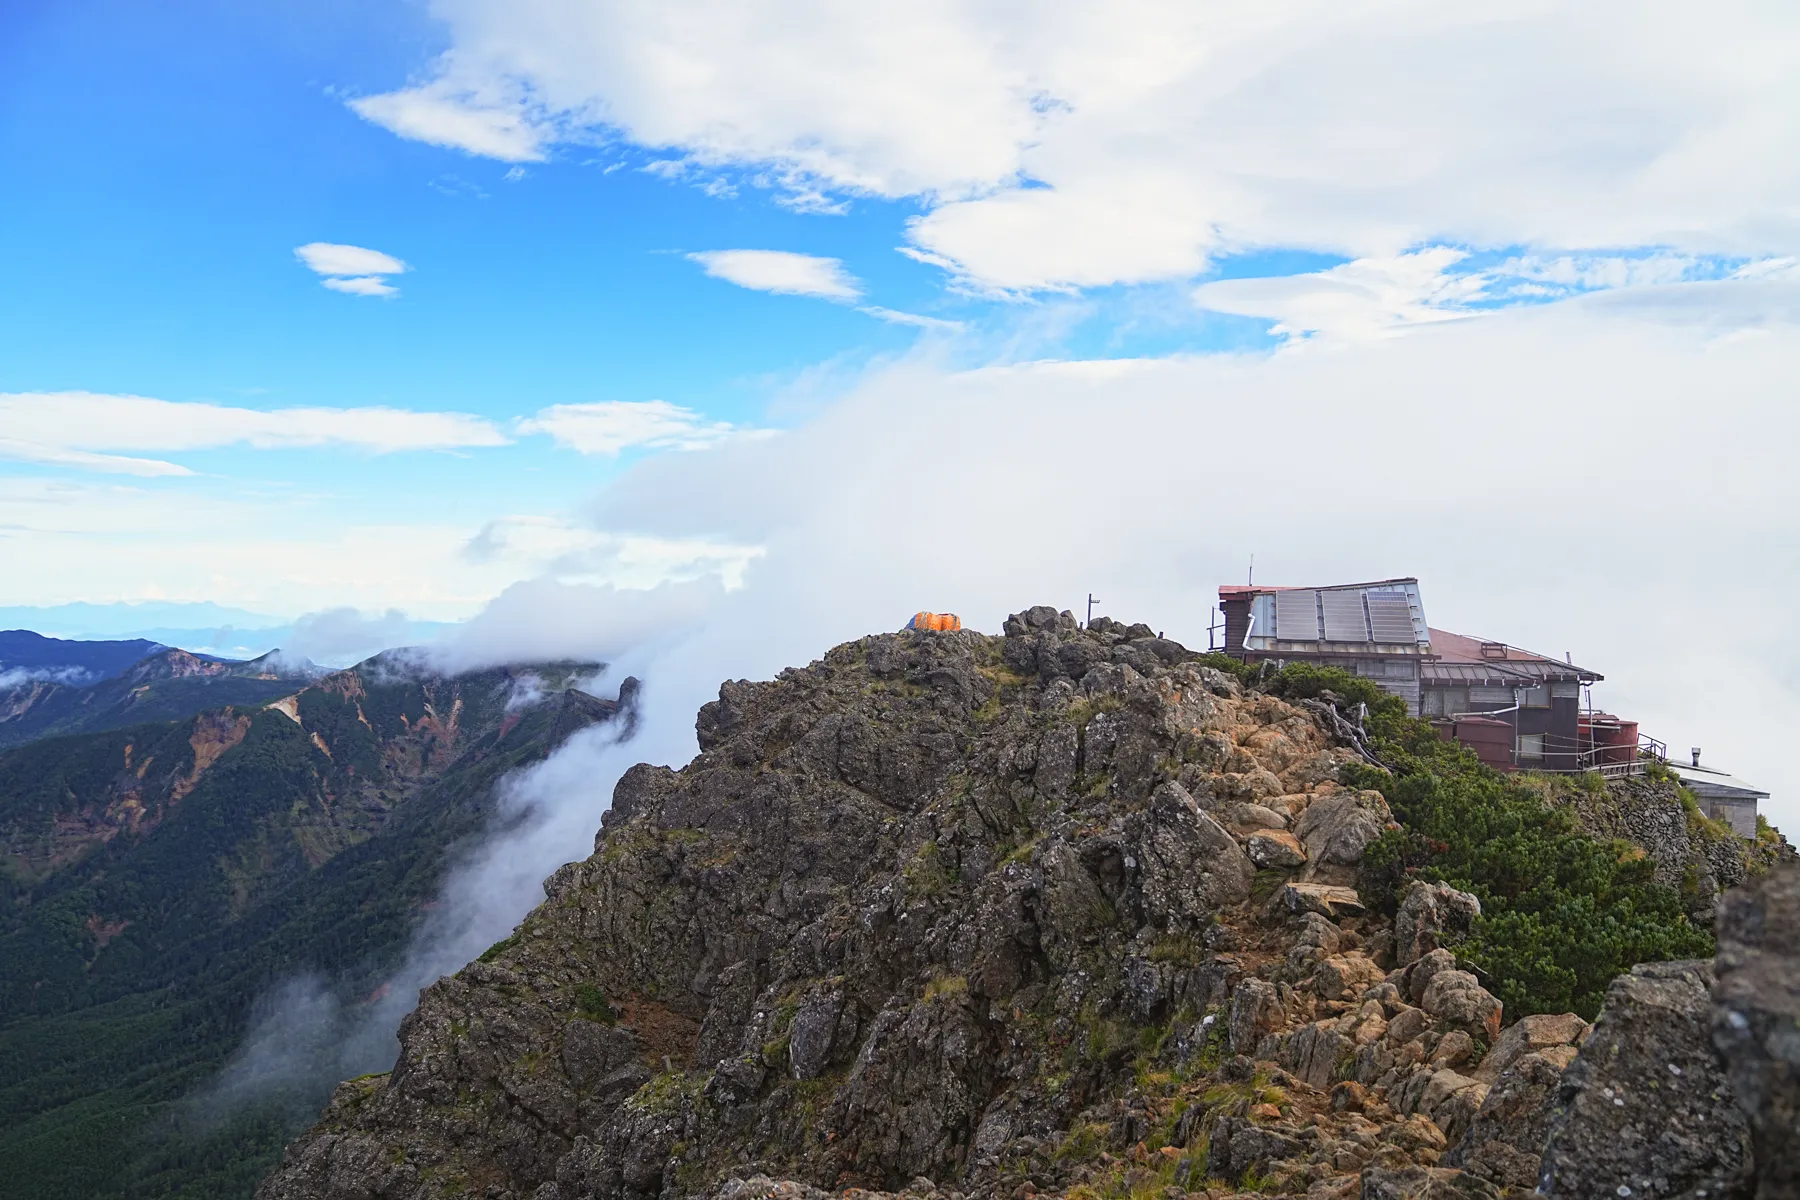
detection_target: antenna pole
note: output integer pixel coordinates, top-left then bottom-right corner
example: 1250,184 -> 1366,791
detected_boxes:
1247,555 -> 1254,586
1086,593 -> 1096,628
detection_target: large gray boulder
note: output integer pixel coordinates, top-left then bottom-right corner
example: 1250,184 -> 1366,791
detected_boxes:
1712,864 -> 1800,1199
1540,960 -> 1753,1199
1394,881 -> 1481,968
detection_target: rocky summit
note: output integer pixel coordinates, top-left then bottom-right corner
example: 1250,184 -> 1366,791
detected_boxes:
258,609 -> 1798,1200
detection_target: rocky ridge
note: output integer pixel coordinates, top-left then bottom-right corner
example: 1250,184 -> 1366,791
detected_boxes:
258,609 -> 1795,1200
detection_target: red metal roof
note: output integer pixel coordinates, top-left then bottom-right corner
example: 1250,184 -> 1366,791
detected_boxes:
1427,627 -> 1601,682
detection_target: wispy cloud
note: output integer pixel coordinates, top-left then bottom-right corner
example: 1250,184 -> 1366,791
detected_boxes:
320,276 -> 399,297
0,437 -> 197,478
0,392 -> 508,475
1192,247 -> 1766,343
295,242 -> 409,297
858,305 -> 964,330
517,399 -> 761,456
349,79 -> 547,163
688,250 -> 862,300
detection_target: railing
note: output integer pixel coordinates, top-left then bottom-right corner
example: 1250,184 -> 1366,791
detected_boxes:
1523,730 -> 1668,777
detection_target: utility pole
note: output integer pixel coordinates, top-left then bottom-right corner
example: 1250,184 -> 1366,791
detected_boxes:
1086,594 -> 1097,628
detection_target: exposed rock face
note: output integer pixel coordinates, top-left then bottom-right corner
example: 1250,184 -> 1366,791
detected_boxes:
1712,865 -> 1800,1198
258,612 -> 1738,1200
1540,961 -> 1753,1200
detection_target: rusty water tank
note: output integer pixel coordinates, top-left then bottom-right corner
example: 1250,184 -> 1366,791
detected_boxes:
1578,714 -> 1639,766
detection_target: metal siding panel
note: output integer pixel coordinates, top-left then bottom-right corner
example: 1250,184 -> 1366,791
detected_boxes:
1469,687 -> 1514,705
1275,590 -> 1319,641
1321,590 -> 1369,641
1366,593 -> 1417,643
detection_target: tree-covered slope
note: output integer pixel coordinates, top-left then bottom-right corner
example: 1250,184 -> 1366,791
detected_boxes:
0,629 -> 166,682
0,657 -> 632,1200
0,646 -> 318,751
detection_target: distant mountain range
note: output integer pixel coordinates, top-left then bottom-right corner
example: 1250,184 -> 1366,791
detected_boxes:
0,645 -> 634,1199
0,603 -> 451,665
0,631 -> 322,751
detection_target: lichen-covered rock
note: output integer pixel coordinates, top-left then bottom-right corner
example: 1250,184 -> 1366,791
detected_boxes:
1445,1050 -> 1569,1189
1540,960 -> 1753,1200
1711,863 -> 1800,1198
1393,882 -> 1481,968
1418,970 -> 1502,1043
259,614 -> 1374,1200
1294,789 -> 1392,871
1248,827 -> 1309,868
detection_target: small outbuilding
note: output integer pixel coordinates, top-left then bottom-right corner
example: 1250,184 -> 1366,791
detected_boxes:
1666,752 -> 1767,839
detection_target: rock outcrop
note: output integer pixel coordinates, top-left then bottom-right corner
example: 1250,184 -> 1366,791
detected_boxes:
256,611 -> 1793,1200
1712,866 -> 1800,1198
1541,961 -> 1752,1199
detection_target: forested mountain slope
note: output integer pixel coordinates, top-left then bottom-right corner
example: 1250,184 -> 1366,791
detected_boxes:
0,655 -> 635,1200
0,629 -> 167,682
0,645 -> 318,751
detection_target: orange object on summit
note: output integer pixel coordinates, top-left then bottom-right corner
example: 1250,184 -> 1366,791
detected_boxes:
906,612 -> 962,632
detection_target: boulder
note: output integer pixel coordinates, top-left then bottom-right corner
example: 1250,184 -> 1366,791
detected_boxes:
1135,781 -> 1255,918
1248,827 -> 1309,868
1207,1115 -> 1303,1184
1419,971 -> 1502,1043
1446,1050 -> 1574,1189
1469,1011 -> 1587,1084
1314,953 -> 1387,1002
1295,789 -> 1393,868
1394,882 -> 1481,968
1712,863 -> 1800,1198
1404,948 -> 1457,1006
1540,960 -> 1753,1199
1282,881 -> 1367,919
1230,977 -> 1285,1055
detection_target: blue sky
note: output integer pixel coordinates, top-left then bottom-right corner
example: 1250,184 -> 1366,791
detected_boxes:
6,0 -> 1800,823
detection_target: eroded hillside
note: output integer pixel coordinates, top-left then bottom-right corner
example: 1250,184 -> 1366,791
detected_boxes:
0,657 -> 634,1200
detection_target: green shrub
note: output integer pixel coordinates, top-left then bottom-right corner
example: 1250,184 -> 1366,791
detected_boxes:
1258,663 -> 1717,1020
574,982 -> 616,1023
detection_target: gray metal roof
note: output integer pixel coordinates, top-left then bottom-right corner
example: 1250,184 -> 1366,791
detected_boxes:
1667,762 -> 1769,799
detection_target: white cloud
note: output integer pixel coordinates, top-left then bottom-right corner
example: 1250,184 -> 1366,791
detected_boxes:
464,513 -> 763,590
349,78 -> 548,162
0,392 -> 507,474
294,243 -> 408,277
344,2 -> 1800,294
295,242 -> 409,297
320,275 -> 399,297
687,249 -> 862,300
516,399 -> 756,456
